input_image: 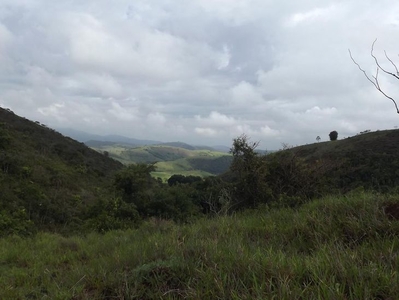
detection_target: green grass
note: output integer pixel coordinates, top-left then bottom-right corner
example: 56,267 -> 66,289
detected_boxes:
2,191 -> 399,299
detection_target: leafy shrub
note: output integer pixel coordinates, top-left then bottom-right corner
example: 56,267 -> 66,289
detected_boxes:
85,197 -> 140,232
0,208 -> 35,236
229,135 -> 271,209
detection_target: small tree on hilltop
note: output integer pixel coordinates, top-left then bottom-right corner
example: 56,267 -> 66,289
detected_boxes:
316,136 -> 321,143
329,131 -> 338,141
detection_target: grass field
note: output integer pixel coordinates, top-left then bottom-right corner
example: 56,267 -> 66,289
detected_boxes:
2,191 -> 399,299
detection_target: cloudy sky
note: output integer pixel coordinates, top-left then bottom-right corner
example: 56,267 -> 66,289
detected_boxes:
1,0 -> 399,149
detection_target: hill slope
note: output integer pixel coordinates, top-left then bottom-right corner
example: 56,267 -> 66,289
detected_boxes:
279,129 -> 399,192
0,108 -> 124,234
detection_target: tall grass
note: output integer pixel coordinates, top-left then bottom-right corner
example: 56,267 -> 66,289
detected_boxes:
1,191 -> 399,299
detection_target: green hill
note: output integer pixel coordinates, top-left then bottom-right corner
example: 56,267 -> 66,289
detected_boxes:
280,129 -> 399,192
156,141 -> 196,150
90,143 -> 232,180
0,108 -> 124,234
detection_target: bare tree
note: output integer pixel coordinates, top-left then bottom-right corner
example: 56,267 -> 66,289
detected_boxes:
349,39 -> 399,114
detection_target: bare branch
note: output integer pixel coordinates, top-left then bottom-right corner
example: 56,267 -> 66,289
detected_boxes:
348,45 -> 399,115
385,50 -> 399,77
348,49 -> 379,90
371,39 -> 399,80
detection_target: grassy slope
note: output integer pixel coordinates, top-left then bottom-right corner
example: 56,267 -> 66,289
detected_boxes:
1,191 -> 399,299
92,144 -> 232,179
293,129 -> 399,160
271,129 -> 399,192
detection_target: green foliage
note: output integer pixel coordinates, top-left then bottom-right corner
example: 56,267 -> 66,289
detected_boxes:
0,208 -> 34,236
0,125 -> 11,149
167,174 -> 202,186
265,150 -> 330,203
113,163 -> 156,213
3,105 -> 399,238
113,164 -> 201,223
85,197 -> 140,232
229,135 -> 271,208
186,155 -> 232,174
2,192 -> 399,299
147,185 -> 201,222
0,107 -> 124,235
226,134 -> 346,210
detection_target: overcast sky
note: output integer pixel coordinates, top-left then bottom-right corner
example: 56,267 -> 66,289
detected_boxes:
1,0 -> 399,149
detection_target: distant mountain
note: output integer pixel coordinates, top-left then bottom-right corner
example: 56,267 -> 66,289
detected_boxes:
57,128 -> 235,152
85,140 -> 135,147
56,128 -> 161,146
155,142 -> 217,151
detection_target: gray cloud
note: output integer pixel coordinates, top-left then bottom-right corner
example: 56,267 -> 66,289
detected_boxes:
1,0 -> 399,149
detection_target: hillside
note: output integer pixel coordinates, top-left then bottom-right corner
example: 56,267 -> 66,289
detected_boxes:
0,108 -> 124,234
280,129 -> 399,192
90,143 -> 232,180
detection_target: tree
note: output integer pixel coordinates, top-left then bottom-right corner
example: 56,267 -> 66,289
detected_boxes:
167,174 -> 202,186
113,163 -> 156,214
229,135 -> 269,209
316,136 -> 321,143
349,39 -> 399,114
329,131 -> 338,141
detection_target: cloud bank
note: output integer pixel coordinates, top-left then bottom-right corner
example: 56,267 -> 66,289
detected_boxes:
1,0 -> 399,149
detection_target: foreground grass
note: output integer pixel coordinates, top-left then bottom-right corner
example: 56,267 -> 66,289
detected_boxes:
2,192 -> 399,299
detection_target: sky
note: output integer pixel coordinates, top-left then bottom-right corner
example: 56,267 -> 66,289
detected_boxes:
0,0 -> 399,149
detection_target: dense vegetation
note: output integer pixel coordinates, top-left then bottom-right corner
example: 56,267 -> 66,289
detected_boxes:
2,107 -> 399,298
2,192 -> 399,299
0,108 -> 124,235
3,106 -> 399,235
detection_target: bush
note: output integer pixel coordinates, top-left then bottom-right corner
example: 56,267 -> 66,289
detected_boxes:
229,135 -> 271,209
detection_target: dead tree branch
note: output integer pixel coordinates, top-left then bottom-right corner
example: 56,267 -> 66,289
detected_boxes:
348,39 -> 399,114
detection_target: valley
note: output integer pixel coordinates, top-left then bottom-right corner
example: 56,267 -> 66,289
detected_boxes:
88,142 -> 233,181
